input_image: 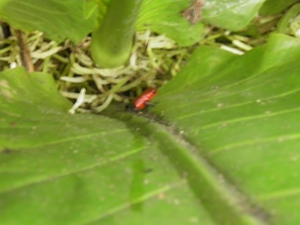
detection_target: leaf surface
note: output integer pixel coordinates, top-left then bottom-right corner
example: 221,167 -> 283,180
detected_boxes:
0,0 -> 97,43
260,0 -> 299,15
0,0 -> 265,45
203,0 -> 265,30
152,33 -> 300,225
0,68 -> 214,225
137,0 -> 266,46
1,33 -> 300,225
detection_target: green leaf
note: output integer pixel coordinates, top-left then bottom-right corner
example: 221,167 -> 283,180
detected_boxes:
260,0 -> 299,15
0,0 -> 9,9
152,33 -> 300,224
2,34 -> 300,224
202,0 -> 265,31
0,68 -> 216,225
276,3 -> 300,35
137,0 -> 265,46
137,0 -> 205,46
0,0 -> 265,46
0,0 -> 97,43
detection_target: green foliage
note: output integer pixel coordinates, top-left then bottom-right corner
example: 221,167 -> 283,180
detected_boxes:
260,0 -> 300,15
153,33 -> 300,224
277,3 -> 300,37
0,0 -> 266,45
2,33 -> 300,224
0,0 -> 97,43
203,0 -> 265,30
1,1 -> 300,225
91,0 -> 143,68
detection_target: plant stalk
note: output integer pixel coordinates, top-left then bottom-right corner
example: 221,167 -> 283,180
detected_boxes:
91,0 -> 143,68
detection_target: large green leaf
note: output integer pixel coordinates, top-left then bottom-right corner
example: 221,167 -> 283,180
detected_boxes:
0,0 -> 97,43
0,0 -> 265,45
152,33 -> 300,224
137,0 -> 266,46
203,0 -> 265,31
137,0 -> 205,46
0,0 -> 9,9
0,68 -> 215,225
2,33 -> 300,225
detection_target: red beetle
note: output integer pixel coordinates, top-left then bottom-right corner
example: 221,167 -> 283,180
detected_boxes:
134,87 -> 157,111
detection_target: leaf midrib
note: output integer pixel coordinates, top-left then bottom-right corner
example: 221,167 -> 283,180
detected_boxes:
127,113 -> 270,225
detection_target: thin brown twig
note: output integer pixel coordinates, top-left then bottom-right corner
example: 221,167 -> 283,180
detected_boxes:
15,29 -> 35,72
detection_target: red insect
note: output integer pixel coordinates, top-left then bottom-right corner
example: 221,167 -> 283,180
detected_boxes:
134,87 -> 157,111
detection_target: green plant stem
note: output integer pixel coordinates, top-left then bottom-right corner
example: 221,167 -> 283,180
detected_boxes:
91,0 -> 143,68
